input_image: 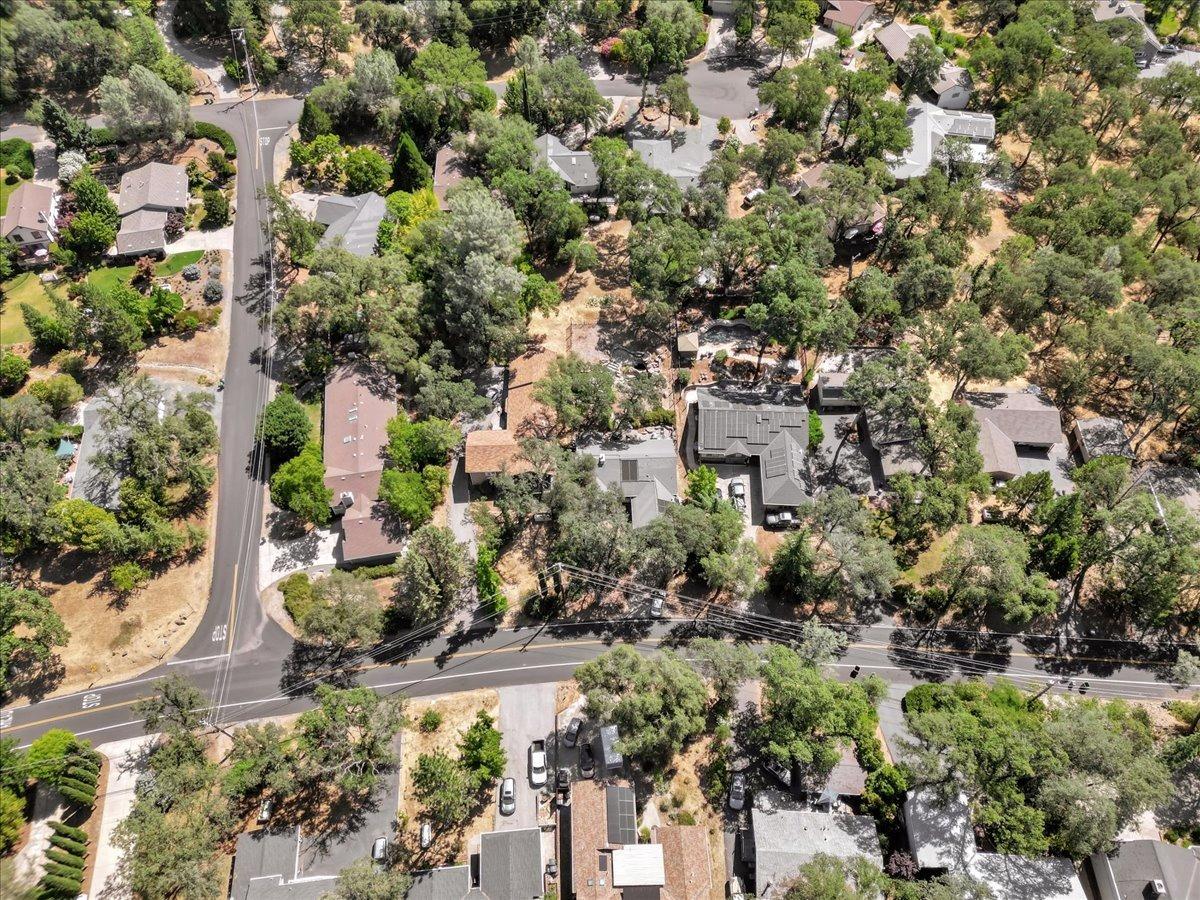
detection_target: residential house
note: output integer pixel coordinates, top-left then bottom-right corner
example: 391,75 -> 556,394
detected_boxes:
535,133 -> 600,196
578,438 -> 680,528
793,163 -> 886,243
408,827 -> 545,899
888,101 -> 995,181
1,181 -> 57,264
967,389 -> 1072,492
693,388 -> 812,511
569,779 -> 711,900
1140,49 -> 1200,80
1069,416 -> 1133,465
875,21 -> 975,109
116,161 -> 188,257
822,0 -> 876,33
432,145 -> 467,210
931,64 -> 973,110
742,792 -> 882,898
630,116 -> 720,191
816,372 -> 855,410
315,192 -> 386,257
464,349 -> 554,486
803,744 -> 868,810
323,363 -> 406,566
904,787 -> 1086,900
1085,839 -> 1200,899
860,413 -> 925,484
230,829 -> 333,899
1092,0 -> 1162,66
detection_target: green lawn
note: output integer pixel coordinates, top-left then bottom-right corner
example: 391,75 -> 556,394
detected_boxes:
86,250 -> 205,293
301,395 -> 323,437
0,172 -> 24,216
898,527 -> 958,586
1,272 -> 59,346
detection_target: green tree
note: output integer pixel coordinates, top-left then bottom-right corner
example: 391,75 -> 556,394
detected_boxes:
57,211 -> 117,262
0,787 -> 23,853
20,304 -> 72,355
133,674 -> 209,736
391,132 -> 431,192
759,62 -> 829,133
752,127 -> 808,187
202,189 -> 230,227
98,64 -> 190,144
766,4 -> 817,71
0,583 -> 69,696
574,646 -> 709,767
658,73 -> 696,131
781,853 -> 889,899
685,466 -> 719,510
299,96 -> 333,141
270,443 -> 332,525
28,375 -> 82,417
897,35 -> 945,99
40,99 -> 92,153
0,352 -> 30,395
294,684 -> 406,795
343,147 -> 390,195
535,353 -> 615,432
50,498 -> 119,552
412,750 -> 471,825
24,729 -> 81,782
325,858 -> 413,900
393,525 -> 469,624
284,0 -> 352,67
686,638 -> 759,709
70,172 -> 119,227
458,709 -> 506,786
223,722 -> 296,801
495,165 -> 586,261
257,390 -> 312,461
296,571 -> 383,651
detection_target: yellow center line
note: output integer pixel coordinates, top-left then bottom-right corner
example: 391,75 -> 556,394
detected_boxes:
852,640 -> 1166,668
226,562 -> 240,642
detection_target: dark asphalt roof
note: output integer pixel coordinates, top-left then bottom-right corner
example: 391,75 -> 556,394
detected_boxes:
579,438 -> 679,527
479,827 -> 544,899
316,192 -> 387,257
229,829 -> 335,900
407,865 -> 471,900
1091,839 -> 1200,900
535,133 -> 600,192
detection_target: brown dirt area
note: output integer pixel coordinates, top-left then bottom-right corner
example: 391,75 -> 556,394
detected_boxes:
12,492 -> 217,700
397,689 -> 500,869
139,251 -> 233,378
647,735 -> 729,900
555,679 -> 582,715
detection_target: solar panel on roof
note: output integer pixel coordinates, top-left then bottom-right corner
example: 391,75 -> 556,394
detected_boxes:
606,786 -> 638,845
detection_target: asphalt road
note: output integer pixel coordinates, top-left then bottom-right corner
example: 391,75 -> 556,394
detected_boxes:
2,614 -> 1190,748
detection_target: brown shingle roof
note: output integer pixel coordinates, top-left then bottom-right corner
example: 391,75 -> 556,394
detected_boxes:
464,430 -> 533,476
322,364 -> 396,481
1,182 -> 55,236
823,0 -> 875,30
571,780 -> 623,900
463,350 -> 556,476
655,825 -> 713,900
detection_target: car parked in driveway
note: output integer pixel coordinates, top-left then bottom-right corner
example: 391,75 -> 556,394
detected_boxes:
371,836 -> 387,860
529,740 -> 547,787
579,744 -> 596,779
564,717 -> 582,747
728,772 -> 747,811
729,480 -> 747,511
764,511 -> 794,529
499,777 -> 516,815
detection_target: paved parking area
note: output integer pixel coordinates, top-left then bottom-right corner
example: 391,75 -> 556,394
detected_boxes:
713,464 -> 761,535
497,683 -> 557,830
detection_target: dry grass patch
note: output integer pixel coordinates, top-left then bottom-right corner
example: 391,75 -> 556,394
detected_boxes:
397,690 -> 500,868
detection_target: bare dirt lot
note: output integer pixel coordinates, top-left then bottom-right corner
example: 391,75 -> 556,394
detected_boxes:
397,690 -> 501,869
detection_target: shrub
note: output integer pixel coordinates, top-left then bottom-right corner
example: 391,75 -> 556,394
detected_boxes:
280,572 -> 316,623
49,834 -> 88,855
22,304 -> 72,354
207,150 -> 235,181
181,263 -> 202,281
638,825 -> 650,842
57,150 -> 87,183
39,873 -> 83,895
45,849 -> 87,870
203,278 -> 223,303
173,309 -> 201,332
712,349 -> 728,365
351,562 -> 398,579
45,861 -> 87,881
223,56 -> 243,81
190,121 -> 237,158
674,810 -> 696,826
807,410 -> 824,453
0,351 -> 30,395
203,189 -> 231,226
30,375 -> 84,416
50,821 -> 88,843
110,561 -> 150,595
0,138 -> 35,180
419,709 -> 443,732
675,369 -> 690,388
639,407 -> 675,427
89,126 -> 119,146
57,776 -> 97,799
65,765 -> 98,785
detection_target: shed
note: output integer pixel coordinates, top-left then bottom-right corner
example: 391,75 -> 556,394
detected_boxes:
677,331 -> 700,362
597,724 -> 624,775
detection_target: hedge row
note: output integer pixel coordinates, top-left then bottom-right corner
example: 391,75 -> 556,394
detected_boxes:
351,562 -> 399,579
49,821 -> 87,843
45,848 -> 86,871
65,765 -> 98,786
49,834 -> 88,855
44,861 -> 85,881
38,872 -> 82,896
58,786 -> 96,808
190,121 -> 237,158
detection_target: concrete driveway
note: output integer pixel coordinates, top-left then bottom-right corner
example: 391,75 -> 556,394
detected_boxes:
497,683 -> 557,831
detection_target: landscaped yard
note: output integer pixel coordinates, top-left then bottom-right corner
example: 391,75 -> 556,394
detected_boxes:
1,271 -> 60,346
0,172 -> 23,215
86,249 -> 204,293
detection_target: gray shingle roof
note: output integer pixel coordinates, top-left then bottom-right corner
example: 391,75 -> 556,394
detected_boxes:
968,390 -> 1065,478
968,852 -> 1085,900
479,827 -> 544,899
118,162 -> 188,215
904,787 -> 975,870
1089,839 -> 1200,900
115,208 -> 169,255
535,133 -> 600,193
933,64 -> 972,97
630,117 -> 720,190
888,101 -> 995,180
407,865 -> 470,900
317,192 -> 387,257
580,439 -> 679,527
1,181 -> 55,236
750,794 -> 882,898
874,21 -> 930,62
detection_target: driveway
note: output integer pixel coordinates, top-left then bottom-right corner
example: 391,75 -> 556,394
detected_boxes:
497,683 -> 557,831
91,736 -> 158,900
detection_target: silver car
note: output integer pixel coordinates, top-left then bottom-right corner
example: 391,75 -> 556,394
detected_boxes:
499,777 -> 516,815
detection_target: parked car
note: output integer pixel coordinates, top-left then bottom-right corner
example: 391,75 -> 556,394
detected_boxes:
371,837 -> 388,860
729,481 -> 747,510
579,744 -> 596,779
742,188 -> 765,208
728,772 -> 747,811
419,821 -> 432,849
649,595 -> 664,618
529,740 -> 547,787
763,757 -> 792,789
764,511 -> 794,530
257,799 -> 273,823
564,717 -> 583,747
499,777 -> 516,815
556,767 -> 571,793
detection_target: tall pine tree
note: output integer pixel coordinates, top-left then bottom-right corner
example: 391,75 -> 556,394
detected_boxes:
299,97 -> 333,142
391,132 -> 432,193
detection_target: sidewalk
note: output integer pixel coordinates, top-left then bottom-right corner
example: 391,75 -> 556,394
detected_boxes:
164,223 -> 235,254
9,783 -> 67,891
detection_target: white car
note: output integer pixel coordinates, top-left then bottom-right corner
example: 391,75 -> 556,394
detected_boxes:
499,777 -> 517,815
529,741 -> 548,787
